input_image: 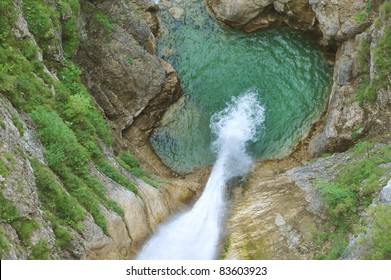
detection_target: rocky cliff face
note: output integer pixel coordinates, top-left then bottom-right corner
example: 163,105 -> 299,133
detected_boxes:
1,0 -> 390,260
0,0 -> 200,260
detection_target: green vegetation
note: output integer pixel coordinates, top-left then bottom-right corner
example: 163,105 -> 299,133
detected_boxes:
315,142 -> 391,259
0,157 -> 9,178
30,159 -> 85,232
94,10 -> 116,34
118,151 -> 159,188
351,124 -> 362,139
59,0 -> 81,57
11,219 -> 39,246
0,120 -> 6,129
0,230 -> 10,258
23,0 -> 60,56
352,1 -> 373,24
96,158 -> 138,194
28,240 -> 50,260
0,0 -> 141,239
366,205 -> 391,259
0,193 -> 39,246
355,1 -> 391,105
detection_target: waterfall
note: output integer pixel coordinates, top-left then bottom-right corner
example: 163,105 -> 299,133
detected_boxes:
137,92 -> 265,260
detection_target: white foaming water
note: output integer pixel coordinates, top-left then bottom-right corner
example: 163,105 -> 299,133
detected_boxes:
137,92 -> 265,259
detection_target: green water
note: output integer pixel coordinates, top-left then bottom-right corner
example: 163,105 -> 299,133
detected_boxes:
150,0 -> 333,174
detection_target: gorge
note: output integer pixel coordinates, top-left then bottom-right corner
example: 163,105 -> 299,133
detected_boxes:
0,0 -> 390,260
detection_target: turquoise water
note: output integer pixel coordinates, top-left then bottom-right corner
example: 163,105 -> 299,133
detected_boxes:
150,0 -> 333,174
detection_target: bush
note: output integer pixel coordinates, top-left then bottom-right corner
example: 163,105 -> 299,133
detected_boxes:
59,0 -> 81,58
0,230 -> 10,259
368,206 -> 391,259
315,142 -> 391,259
23,0 -> 61,55
31,107 -> 90,174
31,159 -> 86,231
28,239 -> 50,260
58,168 -> 109,235
0,157 -> 9,178
0,193 -> 19,224
94,11 -> 115,34
52,222 -> 73,249
11,219 -> 39,246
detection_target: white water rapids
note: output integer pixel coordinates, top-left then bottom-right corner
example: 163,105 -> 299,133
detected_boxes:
137,92 -> 265,259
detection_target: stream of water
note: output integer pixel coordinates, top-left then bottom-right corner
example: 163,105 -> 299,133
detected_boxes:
138,92 -> 265,259
150,0 -> 332,174
138,0 -> 333,260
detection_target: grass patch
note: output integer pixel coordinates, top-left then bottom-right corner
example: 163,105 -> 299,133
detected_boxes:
367,205 -> 391,259
96,158 -> 138,194
118,151 -> 159,188
10,113 -> 25,136
351,1 -> 373,24
28,239 -> 50,260
0,230 -> 10,259
94,11 -> 116,34
58,0 -> 81,58
0,157 -> 9,178
30,159 -> 86,232
314,142 -> 391,259
0,119 -> 6,129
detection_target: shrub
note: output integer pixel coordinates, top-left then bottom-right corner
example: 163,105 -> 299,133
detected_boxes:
30,159 -> 86,231
315,142 -> 391,259
31,107 -> 90,174
22,0 -> 61,55
11,219 -> 39,246
94,11 -> 115,34
0,230 -> 10,258
28,239 -> 50,260
368,206 -> 391,259
59,0 -> 81,58
0,157 -> 9,178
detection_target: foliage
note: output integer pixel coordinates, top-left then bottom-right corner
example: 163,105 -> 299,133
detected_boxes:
31,107 -> 90,174
57,167 -> 109,235
351,124 -> 362,139
22,0 -> 61,56
355,1 -> 391,105
0,193 -> 39,246
11,219 -> 39,246
94,11 -> 115,34
11,113 -> 25,136
96,158 -> 138,194
30,159 -> 86,232
0,230 -> 10,258
0,119 -> 6,129
28,239 -> 50,260
351,1 -> 373,24
0,192 -> 19,224
0,44 -> 51,111
0,157 -> 9,178
315,142 -> 391,259
118,151 -> 159,188
367,206 -> 391,259
59,0 -> 82,57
